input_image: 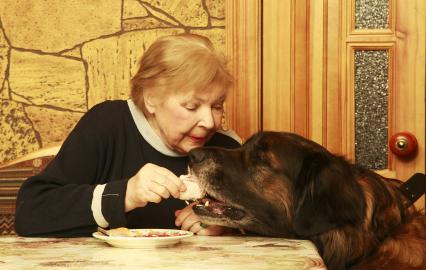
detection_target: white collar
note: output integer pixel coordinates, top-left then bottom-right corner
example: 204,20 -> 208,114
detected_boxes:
127,99 -> 184,157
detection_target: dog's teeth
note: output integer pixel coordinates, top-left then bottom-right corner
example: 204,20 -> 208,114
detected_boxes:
239,228 -> 246,235
205,200 -> 210,207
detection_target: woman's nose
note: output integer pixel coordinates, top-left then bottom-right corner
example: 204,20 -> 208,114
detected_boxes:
198,108 -> 214,129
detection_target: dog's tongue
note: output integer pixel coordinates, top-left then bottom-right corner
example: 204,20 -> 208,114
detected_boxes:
193,199 -> 245,220
178,174 -> 204,201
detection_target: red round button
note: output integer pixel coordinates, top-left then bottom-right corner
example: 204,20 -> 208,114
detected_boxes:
389,131 -> 418,158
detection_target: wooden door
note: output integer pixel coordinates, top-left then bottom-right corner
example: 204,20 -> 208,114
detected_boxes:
225,0 -> 425,209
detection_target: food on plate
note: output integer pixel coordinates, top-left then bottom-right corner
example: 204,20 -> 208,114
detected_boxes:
100,227 -> 189,237
138,230 -> 187,237
102,227 -> 133,237
178,174 -> 204,200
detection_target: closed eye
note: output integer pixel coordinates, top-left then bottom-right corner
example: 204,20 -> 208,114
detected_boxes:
184,103 -> 199,111
212,104 -> 224,111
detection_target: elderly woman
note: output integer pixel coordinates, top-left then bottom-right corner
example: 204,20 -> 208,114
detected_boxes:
15,33 -> 241,237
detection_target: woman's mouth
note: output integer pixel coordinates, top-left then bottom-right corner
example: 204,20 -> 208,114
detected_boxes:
188,136 -> 207,144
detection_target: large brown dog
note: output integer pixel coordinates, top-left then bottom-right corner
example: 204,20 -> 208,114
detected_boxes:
189,131 -> 426,270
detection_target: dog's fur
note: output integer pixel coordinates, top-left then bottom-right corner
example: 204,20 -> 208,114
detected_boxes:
189,131 -> 426,270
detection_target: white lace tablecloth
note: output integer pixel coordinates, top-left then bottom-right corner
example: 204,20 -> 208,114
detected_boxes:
0,235 -> 326,270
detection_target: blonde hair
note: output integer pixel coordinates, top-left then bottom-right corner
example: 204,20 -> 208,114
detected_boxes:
130,33 -> 233,110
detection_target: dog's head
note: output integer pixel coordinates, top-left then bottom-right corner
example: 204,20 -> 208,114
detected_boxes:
189,131 -> 366,237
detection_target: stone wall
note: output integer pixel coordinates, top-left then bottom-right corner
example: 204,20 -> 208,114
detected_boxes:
0,0 -> 226,164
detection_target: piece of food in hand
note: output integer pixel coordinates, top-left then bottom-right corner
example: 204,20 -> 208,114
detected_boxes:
179,174 -> 204,200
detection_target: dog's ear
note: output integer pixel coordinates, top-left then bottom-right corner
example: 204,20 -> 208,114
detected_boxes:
293,152 -> 365,237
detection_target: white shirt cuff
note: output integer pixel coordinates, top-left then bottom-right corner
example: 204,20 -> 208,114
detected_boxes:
91,184 -> 109,228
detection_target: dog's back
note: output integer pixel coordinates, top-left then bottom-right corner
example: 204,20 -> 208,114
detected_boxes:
352,208 -> 426,270
354,173 -> 426,270
314,170 -> 426,270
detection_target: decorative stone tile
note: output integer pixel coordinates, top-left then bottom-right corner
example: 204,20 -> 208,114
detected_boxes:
0,100 -> 39,164
123,18 -> 170,31
9,50 -> 86,111
211,18 -> 225,28
144,0 -> 208,27
8,87 -> 31,104
142,4 -> 181,26
190,29 -> 226,54
61,46 -> 82,59
0,80 -> 10,99
123,0 -> 148,19
25,106 -> 83,147
0,0 -> 121,53
206,0 -> 225,19
0,0 -> 227,163
0,24 -> 9,96
82,28 -> 183,108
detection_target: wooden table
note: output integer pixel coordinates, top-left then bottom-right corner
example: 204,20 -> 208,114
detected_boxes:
0,235 -> 326,270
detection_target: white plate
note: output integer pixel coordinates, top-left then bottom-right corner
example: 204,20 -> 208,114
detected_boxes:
92,229 -> 194,249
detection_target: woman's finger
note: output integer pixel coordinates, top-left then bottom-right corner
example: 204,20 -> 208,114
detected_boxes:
153,166 -> 185,191
149,173 -> 181,198
147,180 -> 171,200
143,190 -> 162,204
175,203 -> 196,226
196,225 -> 225,236
188,221 -> 205,233
181,216 -> 200,231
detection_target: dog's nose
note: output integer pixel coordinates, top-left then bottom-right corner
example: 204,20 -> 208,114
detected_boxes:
189,148 -> 207,163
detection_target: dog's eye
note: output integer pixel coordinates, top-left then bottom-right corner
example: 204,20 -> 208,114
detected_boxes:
256,142 -> 269,152
244,149 -> 262,163
251,151 -> 262,160
250,147 -> 267,162
244,142 -> 269,164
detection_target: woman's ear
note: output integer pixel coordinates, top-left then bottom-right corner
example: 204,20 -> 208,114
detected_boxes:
143,92 -> 156,114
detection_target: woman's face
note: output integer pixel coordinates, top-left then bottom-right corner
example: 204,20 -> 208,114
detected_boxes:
147,87 -> 226,154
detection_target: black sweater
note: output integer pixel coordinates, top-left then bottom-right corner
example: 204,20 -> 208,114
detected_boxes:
15,100 -> 240,237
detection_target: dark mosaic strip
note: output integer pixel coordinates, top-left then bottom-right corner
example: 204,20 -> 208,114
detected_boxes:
354,50 -> 389,170
0,213 -> 16,235
355,0 -> 389,29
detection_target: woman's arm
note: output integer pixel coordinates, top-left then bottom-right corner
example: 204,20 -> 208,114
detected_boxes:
14,103 -> 128,237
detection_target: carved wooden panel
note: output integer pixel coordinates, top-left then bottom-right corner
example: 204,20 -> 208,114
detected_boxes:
226,0 -> 425,209
225,0 -> 261,141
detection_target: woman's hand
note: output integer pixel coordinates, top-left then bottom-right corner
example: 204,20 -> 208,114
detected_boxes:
125,163 -> 185,212
174,202 -> 227,236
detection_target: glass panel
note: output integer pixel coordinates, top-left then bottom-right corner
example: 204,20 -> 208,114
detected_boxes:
354,50 -> 389,170
355,0 -> 389,29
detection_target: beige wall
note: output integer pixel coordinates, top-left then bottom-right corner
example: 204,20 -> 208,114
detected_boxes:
0,0 -> 226,164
